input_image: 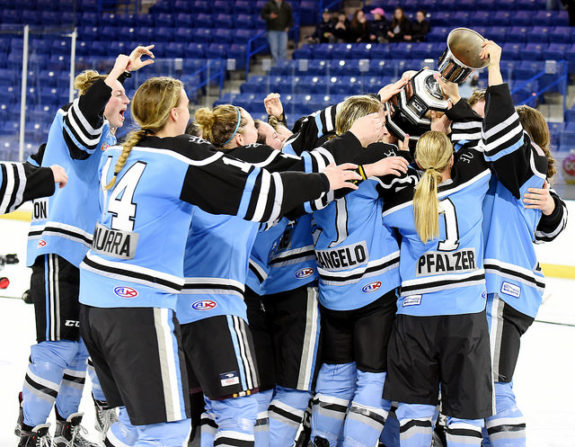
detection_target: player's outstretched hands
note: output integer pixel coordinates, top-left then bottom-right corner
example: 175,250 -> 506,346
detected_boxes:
50,165 -> 68,188
434,74 -> 460,104
523,181 -> 556,215
264,93 -> 284,119
350,112 -> 385,147
378,78 -> 409,104
481,39 -> 503,86
364,156 -> 409,178
107,54 -> 132,86
127,45 -> 155,72
322,163 -> 362,191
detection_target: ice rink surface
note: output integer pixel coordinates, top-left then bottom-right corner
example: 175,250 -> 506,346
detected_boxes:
1,217 -> 574,446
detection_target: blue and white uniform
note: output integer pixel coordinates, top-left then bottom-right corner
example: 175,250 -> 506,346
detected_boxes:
0,161 -> 56,215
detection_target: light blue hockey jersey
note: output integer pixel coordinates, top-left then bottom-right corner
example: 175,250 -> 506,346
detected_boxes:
176,208 -> 259,324
381,147 -> 491,317
79,135 -> 332,310
449,84 -> 548,318
27,80 -> 115,267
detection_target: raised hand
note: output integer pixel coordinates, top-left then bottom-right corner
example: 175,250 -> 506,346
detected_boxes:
127,45 -> 155,72
264,93 -> 284,119
349,112 -> 386,147
434,74 -> 460,104
322,163 -> 362,191
378,78 -> 409,104
50,164 -> 68,188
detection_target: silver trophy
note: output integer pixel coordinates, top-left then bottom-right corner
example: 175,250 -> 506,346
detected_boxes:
438,28 -> 489,84
386,27 -> 488,147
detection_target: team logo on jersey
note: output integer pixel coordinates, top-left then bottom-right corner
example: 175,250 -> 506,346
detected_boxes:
101,143 -> 110,151
191,299 -> 217,311
37,240 -> 47,248
114,286 -> 139,298
501,282 -> 521,298
295,268 -> 314,279
362,281 -> 382,293
220,371 -> 240,387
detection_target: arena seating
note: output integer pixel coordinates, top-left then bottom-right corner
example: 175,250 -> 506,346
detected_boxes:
0,0 -> 571,159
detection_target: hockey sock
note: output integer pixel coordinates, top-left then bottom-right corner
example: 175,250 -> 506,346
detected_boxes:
310,362 -> 356,446
343,370 -> 388,447
395,403 -> 435,447
106,407 -> 138,447
134,418 -> 191,447
485,382 -> 526,447
208,393 -> 259,447
22,340 -> 78,427
254,389 -> 273,447
55,341 -> 88,419
445,418 -> 483,446
88,356 -> 107,402
268,386 -> 312,447
200,409 -> 217,447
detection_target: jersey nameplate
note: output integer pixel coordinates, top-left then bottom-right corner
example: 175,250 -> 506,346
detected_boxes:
92,224 -> 139,260
32,198 -> 48,221
416,248 -> 476,277
315,241 -> 368,272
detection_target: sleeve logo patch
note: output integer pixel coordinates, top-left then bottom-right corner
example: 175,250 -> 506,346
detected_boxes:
501,282 -> 521,298
403,295 -> 422,307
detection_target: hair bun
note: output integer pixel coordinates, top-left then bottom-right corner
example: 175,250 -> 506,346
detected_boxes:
74,70 -> 102,95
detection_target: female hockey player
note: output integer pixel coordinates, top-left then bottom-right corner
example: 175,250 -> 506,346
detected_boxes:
179,102 -> 401,447
18,46 -> 154,447
77,76 -> 368,447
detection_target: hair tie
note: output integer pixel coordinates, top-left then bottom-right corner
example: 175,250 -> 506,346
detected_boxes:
222,107 -> 242,145
142,128 -> 154,135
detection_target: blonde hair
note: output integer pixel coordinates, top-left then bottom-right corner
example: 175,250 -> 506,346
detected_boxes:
74,70 -> 107,96
468,89 -> 486,107
413,131 -> 454,243
516,105 -> 556,179
194,105 -> 249,148
104,76 -> 184,190
335,95 -> 382,136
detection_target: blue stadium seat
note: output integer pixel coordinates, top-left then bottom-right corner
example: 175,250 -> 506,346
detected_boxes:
234,29 -> 255,44
507,27 -> 528,43
155,27 -> 175,42
191,28 -> 213,44
236,14 -> 256,28
514,10 -> 532,26
176,13 -> 194,27
214,14 -> 233,29
485,26 -> 507,42
174,1 -> 190,13
469,11 -> 490,26
213,1 -> 232,13
514,60 -> 544,80
212,29 -> 233,44
235,2 -> 253,14
493,11 -> 511,26
308,60 -> 328,75
452,11 -> 470,27
533,10 -> 554,26
526,26 -> 551,44
186,43 -> 206,59
134,14 -> 154,27
547,43 -> 568,61
191,0 -> 210,13
550,27 -> 572,44
175,27 -> 194,43
196,13 -> 214,28
431,11 -> 450,26
208,43 -> 228,59
156,13 -> 175,27
521,43 -> 545,60
165,42 -> 186,58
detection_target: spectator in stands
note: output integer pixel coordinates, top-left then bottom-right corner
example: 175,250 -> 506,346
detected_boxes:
261,0 -> 293,63
333,10 -> 351,43
368,8 -> 389,43
349,9 -> 371,43
306,9 -> 336,44
404,9 -> 430,42
387,7 -> 411,42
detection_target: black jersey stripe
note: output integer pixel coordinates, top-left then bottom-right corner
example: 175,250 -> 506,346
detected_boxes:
182,282 -> 244,294
399,418 -> 433,433
269,404 -> 303,424
82,256 -> 182,292
29,225 -> 93,245
484,263 -> 545,289
269,249 -> 315,265
318,256 -> 400,282
401,273 -> 485,294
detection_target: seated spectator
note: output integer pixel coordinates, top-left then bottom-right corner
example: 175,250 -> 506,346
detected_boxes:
349,9 -> 370,43
306,9 -> 336,44
368,7 -> 389,43
387,7 -> 411,42
333,10 -> 350,43
404,9 -> 430,42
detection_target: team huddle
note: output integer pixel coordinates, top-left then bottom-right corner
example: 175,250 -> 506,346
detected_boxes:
0,39 -> 568,447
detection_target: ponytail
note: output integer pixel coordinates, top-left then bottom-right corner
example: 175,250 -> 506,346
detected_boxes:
412,131 -> 454,243
74,70 -> 106,96
413,168 -> 443,242
104,129 -> 146,190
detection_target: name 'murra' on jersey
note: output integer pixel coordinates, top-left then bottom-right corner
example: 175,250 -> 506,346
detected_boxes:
92,224 -> 139,260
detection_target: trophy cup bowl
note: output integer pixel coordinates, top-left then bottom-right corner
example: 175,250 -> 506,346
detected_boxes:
437,27 -> 489,84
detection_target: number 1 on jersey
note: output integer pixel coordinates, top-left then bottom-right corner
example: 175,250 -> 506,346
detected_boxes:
438,198 -> 460,251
